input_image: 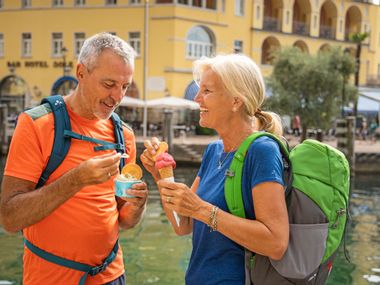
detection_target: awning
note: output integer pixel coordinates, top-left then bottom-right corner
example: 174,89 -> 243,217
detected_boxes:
358,87 -> 380,112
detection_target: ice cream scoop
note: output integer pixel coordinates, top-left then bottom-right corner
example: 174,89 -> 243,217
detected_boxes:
155,152 -> 176,179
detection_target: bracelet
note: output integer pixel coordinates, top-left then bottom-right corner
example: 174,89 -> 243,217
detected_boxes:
209,206 -> 219,232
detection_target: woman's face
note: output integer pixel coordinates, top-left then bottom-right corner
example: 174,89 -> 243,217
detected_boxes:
194,68 -> 235,131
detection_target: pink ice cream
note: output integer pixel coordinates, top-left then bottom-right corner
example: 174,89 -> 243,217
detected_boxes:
155,153 -> 176,179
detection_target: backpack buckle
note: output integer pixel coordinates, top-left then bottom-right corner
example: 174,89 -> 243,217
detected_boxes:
89,262 -> 108,276
225,169 -> 235,177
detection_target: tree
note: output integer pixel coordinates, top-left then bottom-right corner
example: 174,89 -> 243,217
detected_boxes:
350,32 -> 369,116
266,47 -> 355,141
327,47 -> 356,117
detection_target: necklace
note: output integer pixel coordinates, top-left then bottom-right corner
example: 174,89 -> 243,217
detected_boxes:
217,146 -> 236,170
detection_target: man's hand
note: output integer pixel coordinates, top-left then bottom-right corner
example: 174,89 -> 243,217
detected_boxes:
117,181 -> 148,229
75,151 -> 121,187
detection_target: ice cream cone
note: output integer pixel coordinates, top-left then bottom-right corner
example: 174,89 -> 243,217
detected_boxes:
158,166 -> 174,179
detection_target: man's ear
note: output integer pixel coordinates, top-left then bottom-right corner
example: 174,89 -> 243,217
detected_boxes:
76,63 -> 85,80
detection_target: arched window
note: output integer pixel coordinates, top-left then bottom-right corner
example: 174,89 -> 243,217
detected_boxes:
293,40 -> 309,53
263,0 -> 283,32
0,75 -> 29,114
292,0 -> 311,35
319,0 -> 337,39
319,43 -> 331,53
345,6 -> 362,41
186,26 -> 215,59
261,37 -> 281,65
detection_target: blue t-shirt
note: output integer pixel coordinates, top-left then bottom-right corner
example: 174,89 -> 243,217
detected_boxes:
185,136 -> 285,285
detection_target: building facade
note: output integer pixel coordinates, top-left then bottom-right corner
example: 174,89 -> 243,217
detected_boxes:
0,0 -> 379,114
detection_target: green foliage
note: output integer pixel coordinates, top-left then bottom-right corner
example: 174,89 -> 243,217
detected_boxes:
266,47 -> 356,134
350,32 -> 370,44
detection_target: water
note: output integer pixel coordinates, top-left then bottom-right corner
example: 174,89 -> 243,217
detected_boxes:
0,160 -> 379,285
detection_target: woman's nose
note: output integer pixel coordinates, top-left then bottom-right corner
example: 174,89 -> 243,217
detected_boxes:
194,90 -> 202,102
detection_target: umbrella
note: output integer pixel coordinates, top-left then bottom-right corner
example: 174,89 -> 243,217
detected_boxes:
119,96 -> 146,108
146,96 -> 199,110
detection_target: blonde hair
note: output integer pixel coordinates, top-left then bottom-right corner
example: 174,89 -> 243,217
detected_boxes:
193,54 -> 283,136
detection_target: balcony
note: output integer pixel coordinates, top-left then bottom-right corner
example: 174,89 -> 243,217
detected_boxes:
293,21 -> 309,36
263,17 -> 281,32
352,0 -> 371,4
319,25 -> 335,40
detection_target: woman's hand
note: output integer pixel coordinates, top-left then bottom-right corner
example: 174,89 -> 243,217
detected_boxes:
158,179 -> 203,218
140,137 -> 160,181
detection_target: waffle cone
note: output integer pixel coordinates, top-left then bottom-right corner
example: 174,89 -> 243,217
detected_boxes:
158,166 -> 174,179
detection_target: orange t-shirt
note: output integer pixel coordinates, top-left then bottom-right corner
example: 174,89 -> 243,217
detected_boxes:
4,101 -> 136,285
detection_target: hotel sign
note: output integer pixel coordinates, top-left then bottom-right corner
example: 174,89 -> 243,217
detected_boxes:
7,61 -> 74,69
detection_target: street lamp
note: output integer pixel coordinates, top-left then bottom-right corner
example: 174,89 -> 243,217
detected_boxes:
142,0 -> 149,137
61,46 -> 68,76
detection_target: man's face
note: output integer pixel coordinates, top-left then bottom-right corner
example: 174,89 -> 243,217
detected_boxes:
78,49 -> 134,120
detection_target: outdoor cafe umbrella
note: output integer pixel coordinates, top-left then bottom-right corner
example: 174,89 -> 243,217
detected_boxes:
119,96 -> 146,108
146,96 -> 199,110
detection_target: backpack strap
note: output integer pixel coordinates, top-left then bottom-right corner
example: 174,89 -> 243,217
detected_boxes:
224,132 -> 290,218
36,95 -> 71,189
111,112 -> 126,169
24,238 -> 119,285
62,112 -> 126,169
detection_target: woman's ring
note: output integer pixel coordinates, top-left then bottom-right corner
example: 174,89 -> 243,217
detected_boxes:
166,196 -> 171,203
108,172 -> 111,178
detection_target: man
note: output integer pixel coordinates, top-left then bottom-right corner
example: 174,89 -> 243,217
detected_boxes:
0,33 -> 148,285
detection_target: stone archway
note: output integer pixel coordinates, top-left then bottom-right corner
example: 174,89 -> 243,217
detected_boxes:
293,40 -> 309,53
345,5 -> 362,40
0,75 -> 29,114
261,36 -> 281,65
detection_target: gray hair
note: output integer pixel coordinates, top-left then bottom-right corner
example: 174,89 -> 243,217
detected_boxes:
78,32 -> 135,71
193,54 -> 283,136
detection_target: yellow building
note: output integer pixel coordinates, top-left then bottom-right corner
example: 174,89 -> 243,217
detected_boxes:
0,0 -> 379,115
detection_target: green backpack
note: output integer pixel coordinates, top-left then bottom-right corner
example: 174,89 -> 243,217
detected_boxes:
225,132 -> 350,285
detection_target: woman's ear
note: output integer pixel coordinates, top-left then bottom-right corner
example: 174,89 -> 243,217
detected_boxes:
232,97 -> 244,111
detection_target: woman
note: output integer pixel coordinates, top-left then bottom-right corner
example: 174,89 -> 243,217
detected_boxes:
141,54 -> 289,284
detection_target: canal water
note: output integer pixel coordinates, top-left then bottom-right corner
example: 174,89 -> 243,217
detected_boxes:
0,159 -> 379,285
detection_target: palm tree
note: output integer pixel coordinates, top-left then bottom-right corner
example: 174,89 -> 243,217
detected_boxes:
350,32 -> 369,116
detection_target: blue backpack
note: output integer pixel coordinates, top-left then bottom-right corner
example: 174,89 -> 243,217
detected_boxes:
23,94 -> 129,285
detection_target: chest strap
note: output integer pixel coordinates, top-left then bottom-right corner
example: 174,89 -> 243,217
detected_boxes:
24,238 -> 119,285
64,130 -> 125,152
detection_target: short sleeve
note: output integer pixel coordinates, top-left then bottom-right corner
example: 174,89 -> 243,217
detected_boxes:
246,137 -> 285,189
4,113 -> 46,183
241,136 -> 285,220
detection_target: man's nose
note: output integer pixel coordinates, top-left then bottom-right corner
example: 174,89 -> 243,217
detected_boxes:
111,87 -> 126,102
